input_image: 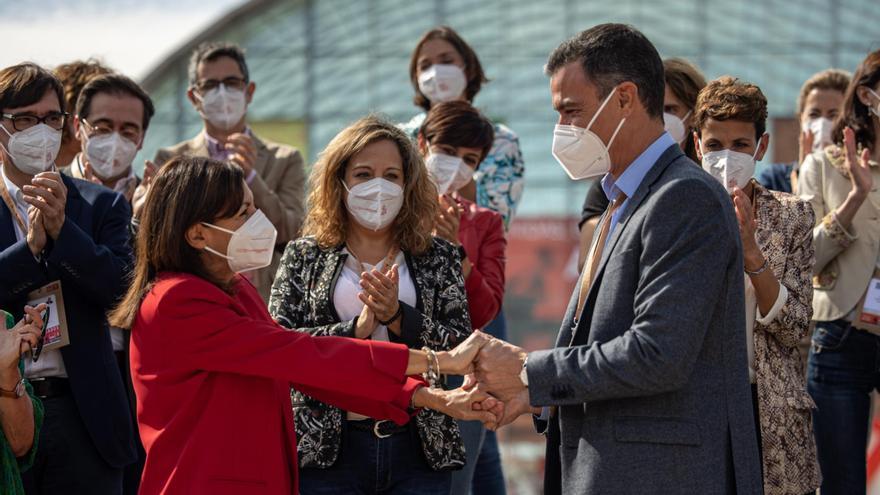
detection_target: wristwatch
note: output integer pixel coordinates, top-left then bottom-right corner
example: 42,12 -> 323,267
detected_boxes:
0,378 -> 26,398
519,356 -> 529,387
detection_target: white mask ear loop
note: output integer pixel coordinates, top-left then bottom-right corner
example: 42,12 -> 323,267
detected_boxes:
199,221 -> 236,259
752,134 -> 766,160
586,86 -> 618,131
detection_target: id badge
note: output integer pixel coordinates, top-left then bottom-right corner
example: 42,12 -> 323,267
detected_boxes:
853,268 -> 880,335
26,281 -> 70,352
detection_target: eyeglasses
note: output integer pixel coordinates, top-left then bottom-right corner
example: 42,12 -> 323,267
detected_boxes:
2,112 -> 68,132
193,76 -> 248,93
81,119 -> 141,144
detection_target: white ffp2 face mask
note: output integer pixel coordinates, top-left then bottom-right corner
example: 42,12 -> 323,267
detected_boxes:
343,178 -> 404,231
196,84 -> 247,130
425,152 -> 472,195
418,64 -> 467,104
83,131 -> 138,180
664,111 -> 690,144
699,141 -> 761,193
866,88 -> 880,120
0,123 -> 61,175
202,209 -> 277,273
551,86 -> 626,180
802,117 -> 834,152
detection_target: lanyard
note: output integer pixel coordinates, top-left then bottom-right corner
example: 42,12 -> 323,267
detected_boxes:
0,174 -> 26,234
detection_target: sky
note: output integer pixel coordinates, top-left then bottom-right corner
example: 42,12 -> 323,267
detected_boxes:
0,0 -> 246,80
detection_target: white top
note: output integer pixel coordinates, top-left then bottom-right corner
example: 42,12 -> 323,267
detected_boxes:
744,274 -> 788,383
334,249 -> 416,420
1,164 -> 68,378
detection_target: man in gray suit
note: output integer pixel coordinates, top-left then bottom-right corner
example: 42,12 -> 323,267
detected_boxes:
472,24 -> 763,494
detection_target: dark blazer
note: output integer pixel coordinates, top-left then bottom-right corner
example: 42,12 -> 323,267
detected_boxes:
0,174 -> 136,469
528,145 -> 763,494
269,237 -> 472,472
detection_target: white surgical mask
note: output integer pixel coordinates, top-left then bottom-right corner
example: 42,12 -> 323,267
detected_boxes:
83,131 -> 138,180
551,86 -> 626,180
195,84 -> 247,130
343,178 -> 404,231
699,140 -> 762,193
664,111 -> 690,144
418,64 -> 467,104
0,123 -> 61,175
867,88 -> 880,119
425,152 -> 472,194
201,209 -> 277,273
802,117 -> 834,152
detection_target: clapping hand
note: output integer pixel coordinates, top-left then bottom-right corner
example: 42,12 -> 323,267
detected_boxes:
358,265 -> 400,324
434,195 -> 461,245
842,126 -> 873,197
22,172 -> 67,239
132,160 -> 157,220
226,133 -> 257,176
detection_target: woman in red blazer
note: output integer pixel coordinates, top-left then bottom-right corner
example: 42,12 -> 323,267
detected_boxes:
108,156 -> 500,495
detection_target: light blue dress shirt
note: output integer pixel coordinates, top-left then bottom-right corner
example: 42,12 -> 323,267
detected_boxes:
599,131 -> 676,244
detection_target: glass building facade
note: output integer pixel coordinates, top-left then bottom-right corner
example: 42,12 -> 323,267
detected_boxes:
139,0 -> 879,218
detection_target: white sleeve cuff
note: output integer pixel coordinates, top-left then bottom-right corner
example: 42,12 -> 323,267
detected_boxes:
756,283 -> 788,325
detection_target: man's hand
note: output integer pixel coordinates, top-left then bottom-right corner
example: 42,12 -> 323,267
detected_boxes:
22,172 -> 67,239
226,133 -> 257,176
475,337 -> 528,401
489,387 -> 539,428
132,160 -> 158,220
26,207 -> 46,257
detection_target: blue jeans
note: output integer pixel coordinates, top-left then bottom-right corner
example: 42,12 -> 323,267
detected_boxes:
299,422 -> 451,494
807,319 -> 880,494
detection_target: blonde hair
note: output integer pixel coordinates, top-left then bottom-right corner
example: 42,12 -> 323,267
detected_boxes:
303,115 -> 438,255
796,68 -> 851,117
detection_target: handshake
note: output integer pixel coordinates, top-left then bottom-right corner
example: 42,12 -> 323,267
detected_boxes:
411,331 -> 541,431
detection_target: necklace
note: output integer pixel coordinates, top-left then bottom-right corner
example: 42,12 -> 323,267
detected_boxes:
346,244 -> 399,275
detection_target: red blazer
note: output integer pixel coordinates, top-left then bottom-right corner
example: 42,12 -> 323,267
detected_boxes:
456,197 -> 507,329
132,273 -> 422,495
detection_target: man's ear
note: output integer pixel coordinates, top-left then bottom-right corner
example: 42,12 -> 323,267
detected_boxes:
245,81 -> 256,105
186,88 -> 199,109
185,223 -> 208,251
616,81 -> 638,118
693,131 -> 703,160
755,133 -> 770,162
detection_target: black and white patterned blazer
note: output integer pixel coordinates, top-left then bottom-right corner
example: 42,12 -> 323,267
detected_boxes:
268,236 -> 472,471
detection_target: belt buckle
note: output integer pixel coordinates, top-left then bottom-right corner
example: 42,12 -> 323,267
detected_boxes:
373,420 -> 392,439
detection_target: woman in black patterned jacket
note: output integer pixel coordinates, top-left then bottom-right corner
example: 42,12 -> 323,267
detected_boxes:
269,116 -> 474,494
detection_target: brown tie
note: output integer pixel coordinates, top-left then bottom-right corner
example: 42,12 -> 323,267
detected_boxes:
575,193 -> 627,321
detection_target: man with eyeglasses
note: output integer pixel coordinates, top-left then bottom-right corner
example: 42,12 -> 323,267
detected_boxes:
153,41 -> 306,302
0,63 -> 136,494
62,73 -> 154,495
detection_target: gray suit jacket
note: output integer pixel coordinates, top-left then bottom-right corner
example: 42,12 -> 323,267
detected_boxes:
527,144 -> 762,494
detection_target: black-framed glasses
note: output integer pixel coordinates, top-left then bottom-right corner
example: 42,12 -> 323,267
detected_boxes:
80,119 -> 141,144
193,76 -> 248,93
2,112 -> 68,132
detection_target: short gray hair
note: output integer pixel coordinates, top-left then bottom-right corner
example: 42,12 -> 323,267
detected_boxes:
187,42 -> 249,88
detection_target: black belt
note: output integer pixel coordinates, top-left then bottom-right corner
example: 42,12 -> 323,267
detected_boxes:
348,419 -> 409,439
29,377 -> 70,399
